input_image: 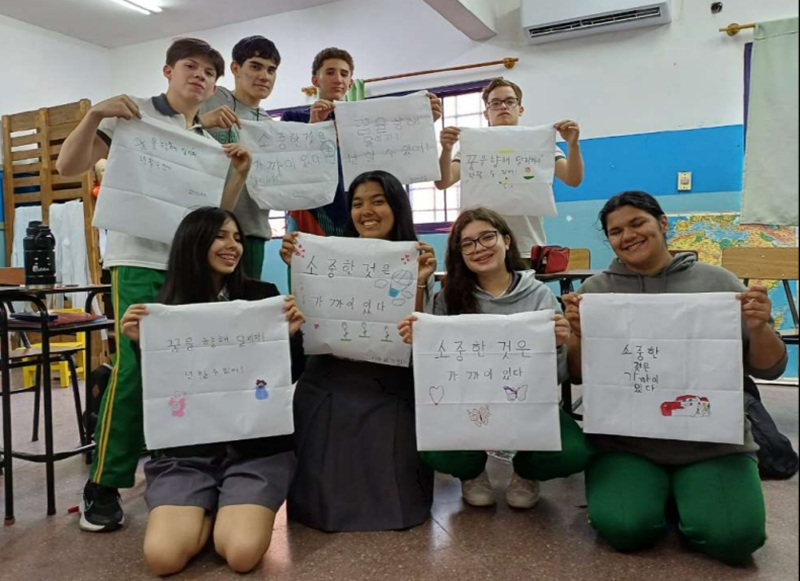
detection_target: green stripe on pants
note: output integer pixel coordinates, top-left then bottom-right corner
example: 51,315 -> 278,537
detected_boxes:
91,266 -> 165,488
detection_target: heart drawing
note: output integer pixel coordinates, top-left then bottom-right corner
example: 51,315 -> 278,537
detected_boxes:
429,386 -> 445,405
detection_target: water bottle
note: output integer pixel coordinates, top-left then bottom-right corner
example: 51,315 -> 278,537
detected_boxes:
23,221 -> 57,287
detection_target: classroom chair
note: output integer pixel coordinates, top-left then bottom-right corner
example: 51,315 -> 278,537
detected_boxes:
721,247 -> 799,347
22,309 -> 87,388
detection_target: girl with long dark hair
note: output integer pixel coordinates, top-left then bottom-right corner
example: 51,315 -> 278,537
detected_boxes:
119,207 -> 306,575
279,170 -> 438,531
399,208 -> 593,509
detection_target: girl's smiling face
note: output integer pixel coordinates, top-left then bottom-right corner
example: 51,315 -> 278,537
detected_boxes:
351,181 -> 395,240
208,218 -> 243,277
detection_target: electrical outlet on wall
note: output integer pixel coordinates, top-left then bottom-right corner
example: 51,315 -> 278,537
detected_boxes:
678,171 -> 693,191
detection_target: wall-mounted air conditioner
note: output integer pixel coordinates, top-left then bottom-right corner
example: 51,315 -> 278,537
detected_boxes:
521,0 -> 672,45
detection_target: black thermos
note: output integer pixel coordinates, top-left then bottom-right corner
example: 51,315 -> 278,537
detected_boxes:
23,221 -> 57,287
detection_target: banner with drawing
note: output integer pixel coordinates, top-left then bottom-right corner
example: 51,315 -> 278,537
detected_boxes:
335,91 -> 440,188
291,233 -> 418,367
412,311 -> 561,451
238,119 -> 339,211
459,125 -> 558,217
94,115 -> 229,243
140,297 -> 294,450
581,293 -> 744,445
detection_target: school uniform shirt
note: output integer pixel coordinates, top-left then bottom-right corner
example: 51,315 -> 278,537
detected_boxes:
453,146 -> 566,258
281,108 -> 350,237
97,94 -> 217,271
201,86 -> 273,241
577,252 -> 789,465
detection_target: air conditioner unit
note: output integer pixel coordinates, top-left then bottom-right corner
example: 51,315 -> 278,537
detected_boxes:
521,0 -> 672,45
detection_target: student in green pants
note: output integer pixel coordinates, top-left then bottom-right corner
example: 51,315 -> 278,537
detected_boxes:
399,208 -> 594,509
563,191 -> 788,565
200,36 -> 282,279
56,38 -> 253,532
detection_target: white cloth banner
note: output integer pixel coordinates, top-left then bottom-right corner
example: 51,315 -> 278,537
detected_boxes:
93,115 -> 230,244
140,297 -> 294,450
291,233 -> 418,367
581,293 -> 744,445
413,311 -> 561,451
742,17 -> 799,226
336,91 -> 440,188
238,119 -> 339,211
460,125 -> 558,217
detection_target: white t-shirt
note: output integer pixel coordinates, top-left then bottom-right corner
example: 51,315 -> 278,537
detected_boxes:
97,94 -> 216,271
454,145 -> 566,256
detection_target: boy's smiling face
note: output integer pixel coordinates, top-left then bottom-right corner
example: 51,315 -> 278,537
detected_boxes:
163,55 -> 219,105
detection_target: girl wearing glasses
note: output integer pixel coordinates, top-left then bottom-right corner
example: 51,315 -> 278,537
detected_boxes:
399,208 -> 593,509
279,170 -> 437,532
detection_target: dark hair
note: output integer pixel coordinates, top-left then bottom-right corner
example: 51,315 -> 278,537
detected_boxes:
232,35 -> 281,66
346,171 -> 418,242
443,208 -> 526,315
158,207 -> 246,305
482,78 -> 523,105
598,191 -> 667,237
312,47 -> 354,76
166,38 -> 225,79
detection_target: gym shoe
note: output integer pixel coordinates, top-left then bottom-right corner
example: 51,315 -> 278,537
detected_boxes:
80,480 -> 124,532
461,471 -> 496,507
505,473 -> 541,509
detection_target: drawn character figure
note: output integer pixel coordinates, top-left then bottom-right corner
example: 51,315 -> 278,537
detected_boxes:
374,269 -> 415,305
468,405 -> 491,427
660,395 -> 710,418
503,384 -> 529,402
255,379 -> 269,401
168,392 -> 187,417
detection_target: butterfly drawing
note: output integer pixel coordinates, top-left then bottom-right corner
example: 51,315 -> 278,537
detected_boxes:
503,385 -> 529,402
468,405 -> 491,428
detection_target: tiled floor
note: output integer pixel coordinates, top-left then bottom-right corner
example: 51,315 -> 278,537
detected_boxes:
1,378 -> 797,581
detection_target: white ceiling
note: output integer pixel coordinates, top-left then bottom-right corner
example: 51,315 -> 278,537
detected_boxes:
0,0 -> 344,48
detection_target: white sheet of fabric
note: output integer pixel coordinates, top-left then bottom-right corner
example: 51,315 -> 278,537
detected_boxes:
742,17 -> 799,226
413,311 -> 561,452
581,293 -> 745,445
140,297 -> 294,449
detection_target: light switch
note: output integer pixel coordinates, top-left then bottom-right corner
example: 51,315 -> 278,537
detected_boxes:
678,171 -> 692,191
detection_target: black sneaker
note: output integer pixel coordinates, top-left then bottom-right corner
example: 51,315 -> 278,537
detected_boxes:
80,480 -> 124,532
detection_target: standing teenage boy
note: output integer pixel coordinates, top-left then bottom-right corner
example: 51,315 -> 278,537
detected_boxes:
434,79 -> 584,259
282,47 -> 443,237
57,37 -> 252,533
200,35 -> 280,278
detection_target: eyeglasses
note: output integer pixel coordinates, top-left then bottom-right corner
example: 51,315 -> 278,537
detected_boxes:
459,231 -> 500,255
487,98 -> 520,111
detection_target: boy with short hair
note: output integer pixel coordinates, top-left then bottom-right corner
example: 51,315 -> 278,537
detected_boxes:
435,78 -> 585,260
200,35 -> 281,278
282,47 -> 443,237
56,37 -> 252,533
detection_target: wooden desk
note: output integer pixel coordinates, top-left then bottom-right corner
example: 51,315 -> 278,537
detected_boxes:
535,269 -> 605,295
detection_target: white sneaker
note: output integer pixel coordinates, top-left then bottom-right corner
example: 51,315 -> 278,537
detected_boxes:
461,471 -> 496,507
505,473 -> 541,509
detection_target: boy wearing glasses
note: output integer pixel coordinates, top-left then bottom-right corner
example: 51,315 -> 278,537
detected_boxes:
434,79 -> 584,262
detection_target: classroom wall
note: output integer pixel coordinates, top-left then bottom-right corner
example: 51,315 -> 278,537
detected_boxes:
0,15 -> 112,124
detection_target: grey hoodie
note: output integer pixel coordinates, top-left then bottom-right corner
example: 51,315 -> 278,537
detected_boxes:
434,270 -> 568,383
578,253 -> 789,465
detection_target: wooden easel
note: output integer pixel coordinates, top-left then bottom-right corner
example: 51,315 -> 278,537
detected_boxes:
2,100 -> 101,286
2,100 -> 108,368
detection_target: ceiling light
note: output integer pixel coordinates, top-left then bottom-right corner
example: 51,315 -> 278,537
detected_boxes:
127,0 -> 163,13
109,0 -> 162,15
